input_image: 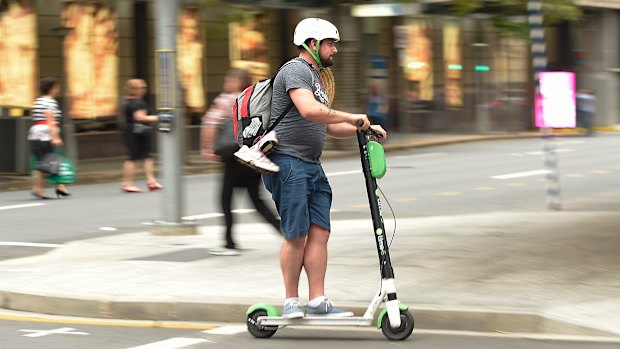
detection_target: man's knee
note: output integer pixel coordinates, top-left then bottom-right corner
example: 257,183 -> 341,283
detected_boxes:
307,224 -> 330,244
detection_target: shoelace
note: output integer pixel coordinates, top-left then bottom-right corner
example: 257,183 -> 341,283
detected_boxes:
322,299 -> 334,311
286,300 -> 301,309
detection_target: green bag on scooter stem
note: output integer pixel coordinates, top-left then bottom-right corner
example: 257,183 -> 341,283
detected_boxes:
367,141 -> 386,179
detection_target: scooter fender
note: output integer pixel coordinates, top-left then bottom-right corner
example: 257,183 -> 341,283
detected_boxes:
246,303 -> 280,317
376,303 -> 409,329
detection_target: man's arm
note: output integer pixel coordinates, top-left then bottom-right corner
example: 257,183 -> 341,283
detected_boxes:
289,88 -> 370,129
327,123 -> 387,140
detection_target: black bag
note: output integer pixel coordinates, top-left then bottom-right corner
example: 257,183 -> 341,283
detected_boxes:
214,119 -> 239,161
132,122 -> 152,135
36,152 -> 63,175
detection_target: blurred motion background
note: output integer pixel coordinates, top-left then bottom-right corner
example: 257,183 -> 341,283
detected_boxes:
0,0 -> 617,171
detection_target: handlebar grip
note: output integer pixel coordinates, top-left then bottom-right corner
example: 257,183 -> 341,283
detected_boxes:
355,119 -> 364,128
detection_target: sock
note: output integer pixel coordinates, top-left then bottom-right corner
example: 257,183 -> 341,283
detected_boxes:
284,297 -> 300,306
308,296 -> 326,307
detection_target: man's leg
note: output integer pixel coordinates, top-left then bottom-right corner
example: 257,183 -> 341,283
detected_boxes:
304,224 -> 329,300
280,235 -> 306,299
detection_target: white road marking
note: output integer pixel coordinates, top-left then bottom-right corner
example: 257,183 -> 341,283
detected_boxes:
99,227 -> 118,232
20,327 -> 89,337
0,203 -> 44,211
393,152 -> 446,159
0,242 -> 62,248
510,148 -> 575,156
182,209 -> 256,221
127,338 -> 211,349
202,325 -> 246,335
554,140 -> 585,145
491,170 -> 551,180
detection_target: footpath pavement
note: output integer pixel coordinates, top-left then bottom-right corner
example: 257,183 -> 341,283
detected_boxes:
1,130 -> 619,337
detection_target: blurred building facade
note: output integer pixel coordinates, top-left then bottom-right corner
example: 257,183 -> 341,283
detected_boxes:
0,0 -> 619,167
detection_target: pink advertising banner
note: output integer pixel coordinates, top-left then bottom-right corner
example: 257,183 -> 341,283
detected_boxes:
534,71 -> 576,128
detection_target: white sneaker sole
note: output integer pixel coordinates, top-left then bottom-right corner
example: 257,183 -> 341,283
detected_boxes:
282,311 -> 304,319
234,152 -> 279,174
304,311 -> 355,318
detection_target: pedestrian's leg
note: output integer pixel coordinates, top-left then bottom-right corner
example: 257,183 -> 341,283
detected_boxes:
303,224 -> 329,300
122,160 -> 136,187
246,176 -> 281,234
32,170 -> 45,196
143,157 -> 156,184
221,164 -> 236,249
280,236 -> 306,298
586,112 -> 595,135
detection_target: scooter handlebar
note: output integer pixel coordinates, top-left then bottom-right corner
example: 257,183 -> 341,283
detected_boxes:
356,119 -> 383,140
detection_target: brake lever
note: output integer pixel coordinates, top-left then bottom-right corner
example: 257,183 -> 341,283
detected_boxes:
355,119 -> 383,140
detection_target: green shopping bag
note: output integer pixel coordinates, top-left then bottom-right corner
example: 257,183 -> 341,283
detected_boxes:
46,150 -> 77,184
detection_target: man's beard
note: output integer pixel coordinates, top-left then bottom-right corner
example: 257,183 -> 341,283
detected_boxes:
321,56 -> 334,68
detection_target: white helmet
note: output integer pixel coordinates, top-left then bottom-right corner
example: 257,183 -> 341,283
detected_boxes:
293,18 -> 340,46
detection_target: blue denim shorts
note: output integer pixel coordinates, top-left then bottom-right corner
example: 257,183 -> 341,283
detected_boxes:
262,154 -> 332,240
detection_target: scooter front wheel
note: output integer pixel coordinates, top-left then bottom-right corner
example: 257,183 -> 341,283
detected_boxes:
247,309 -> 278,338
381,309 -> 414,341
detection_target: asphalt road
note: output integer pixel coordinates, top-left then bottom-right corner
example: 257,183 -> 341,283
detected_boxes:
1,134 -> 619,259
1,134 -> 619,348
2,316 -> 620,349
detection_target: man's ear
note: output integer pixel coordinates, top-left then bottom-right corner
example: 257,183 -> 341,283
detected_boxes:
310,39 -> 318,51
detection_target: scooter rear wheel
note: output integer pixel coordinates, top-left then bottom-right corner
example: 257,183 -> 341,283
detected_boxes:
381,309 -> 414,341
247,310 -> 278,338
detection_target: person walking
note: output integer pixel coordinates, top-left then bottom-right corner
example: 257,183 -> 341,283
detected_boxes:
201,69 -> 282,256
28,77 -> 70,199
576,88 -> 596,136
364,83 -> 389,130
120,78 -> 162,193
260,18 -> 386,318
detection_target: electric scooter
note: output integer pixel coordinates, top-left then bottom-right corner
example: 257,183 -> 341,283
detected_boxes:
246,126 -> 414,341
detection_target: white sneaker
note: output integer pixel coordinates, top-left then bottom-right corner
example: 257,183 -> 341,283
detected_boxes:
234,145 -> 280,174
256,131 -> 278,154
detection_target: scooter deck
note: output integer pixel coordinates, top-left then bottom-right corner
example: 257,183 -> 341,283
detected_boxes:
258,316 -> 374,327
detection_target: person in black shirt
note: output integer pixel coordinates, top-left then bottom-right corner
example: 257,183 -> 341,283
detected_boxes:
121,79 -> 161,193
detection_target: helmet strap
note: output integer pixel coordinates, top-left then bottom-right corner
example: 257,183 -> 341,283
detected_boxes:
302,40 -> 324,72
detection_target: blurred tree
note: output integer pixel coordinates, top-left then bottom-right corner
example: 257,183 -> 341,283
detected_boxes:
452,0 -> 581,39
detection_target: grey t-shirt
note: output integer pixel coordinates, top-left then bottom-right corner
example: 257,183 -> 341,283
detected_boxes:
269,58 -> 329,163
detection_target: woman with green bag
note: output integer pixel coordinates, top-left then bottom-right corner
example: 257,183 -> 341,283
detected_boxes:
27,77 -> 71,199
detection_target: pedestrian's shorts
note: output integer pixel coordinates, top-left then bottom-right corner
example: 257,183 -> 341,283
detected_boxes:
262,153 -> 332,240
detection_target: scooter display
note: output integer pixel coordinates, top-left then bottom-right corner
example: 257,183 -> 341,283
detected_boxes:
246,126 -> 414,341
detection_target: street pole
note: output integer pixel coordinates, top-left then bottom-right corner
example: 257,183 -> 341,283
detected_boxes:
152,0 -> 195,234
528,0 -> 562,210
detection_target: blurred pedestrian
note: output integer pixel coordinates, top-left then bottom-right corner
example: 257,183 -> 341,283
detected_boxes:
121,78 -> 162,193
201,69 -> 282,256
28,77 -> 70,199
363,83 -> 389,130
576,88 -> 596,136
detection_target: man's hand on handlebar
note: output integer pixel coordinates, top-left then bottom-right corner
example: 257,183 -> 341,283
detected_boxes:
351,114 -> 370,130
368,125 -> 387,142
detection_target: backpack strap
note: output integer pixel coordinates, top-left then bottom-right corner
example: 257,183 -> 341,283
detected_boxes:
264,58 -> 314,134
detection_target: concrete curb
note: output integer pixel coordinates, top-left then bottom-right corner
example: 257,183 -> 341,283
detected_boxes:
0,290 -> 615,336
